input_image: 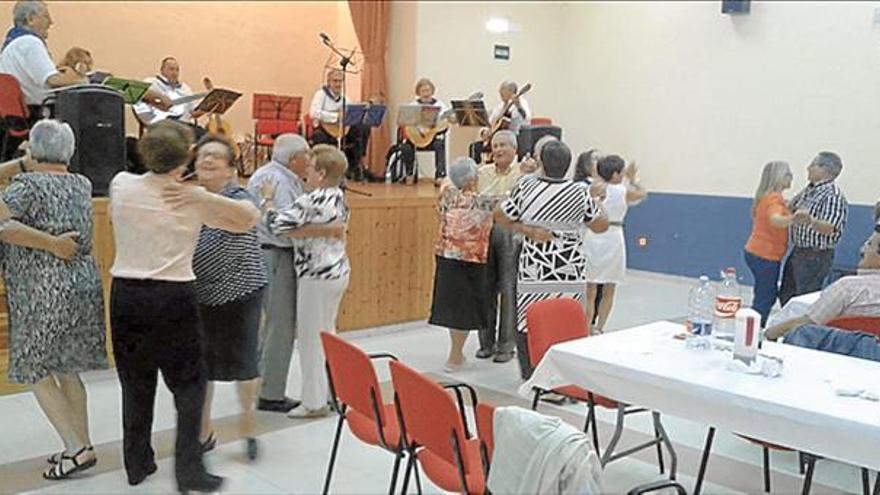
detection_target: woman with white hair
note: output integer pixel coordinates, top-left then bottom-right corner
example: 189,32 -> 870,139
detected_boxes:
0,119 -> 107,480
744,161 -> 795,325
428,157 -> 494,371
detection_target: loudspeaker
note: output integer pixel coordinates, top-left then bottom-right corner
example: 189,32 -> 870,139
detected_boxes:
517,124 -> 562,158
55,86 -> 125,196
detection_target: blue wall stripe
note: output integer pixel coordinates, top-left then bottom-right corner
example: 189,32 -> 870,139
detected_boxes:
623,192 -> 876,285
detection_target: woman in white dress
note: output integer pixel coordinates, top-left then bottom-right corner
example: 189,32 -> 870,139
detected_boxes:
585,155 -> 647,332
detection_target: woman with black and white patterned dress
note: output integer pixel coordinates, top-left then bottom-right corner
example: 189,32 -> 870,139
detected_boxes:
191,135 -> 268,461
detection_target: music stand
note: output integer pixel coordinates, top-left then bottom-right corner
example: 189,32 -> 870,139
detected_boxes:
451,100 -> 490,127
251,94 -> 302,121
341,104 -> 367,127
104,77 -> 152,105
194,88 -> 242,115
397,104 -> 440,128
363,104 -> 386,127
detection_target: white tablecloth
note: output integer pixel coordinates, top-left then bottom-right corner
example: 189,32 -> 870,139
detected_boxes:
765,291 -> 821,328
521,321 -> 880,471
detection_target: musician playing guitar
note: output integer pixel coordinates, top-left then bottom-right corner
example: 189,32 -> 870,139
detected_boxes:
399,78 -> 450,185
472,81 -> 532,164
134,57 -> 206,131
309,69 -> 370,181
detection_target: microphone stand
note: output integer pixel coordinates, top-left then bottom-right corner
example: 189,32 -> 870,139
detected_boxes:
321,36 -> 360,180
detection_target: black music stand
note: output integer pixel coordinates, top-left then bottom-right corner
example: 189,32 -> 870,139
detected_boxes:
451,100 -> 490,127
194,88 -> 242,115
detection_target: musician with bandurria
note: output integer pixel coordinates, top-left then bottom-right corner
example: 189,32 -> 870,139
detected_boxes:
308,69 -> 369,181
134,57 -> 206,128
399,77 -> 449,185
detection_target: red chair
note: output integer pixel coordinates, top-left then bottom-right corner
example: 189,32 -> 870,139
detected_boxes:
529,117 -> 553,126
0,74 -> 30,158
827,316 -> 880,337
526,298 -> 674,475
302,112 -> 316,144
251,94 -> 301,166
320,332 -> 406,495
389,360 -> 490,495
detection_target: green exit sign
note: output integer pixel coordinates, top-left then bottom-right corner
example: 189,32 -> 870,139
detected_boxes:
493,44 -> 510,60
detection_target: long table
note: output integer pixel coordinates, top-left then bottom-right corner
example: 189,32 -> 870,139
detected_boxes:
521,321 -> 880,492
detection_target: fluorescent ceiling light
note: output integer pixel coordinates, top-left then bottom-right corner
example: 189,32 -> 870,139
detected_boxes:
486,17 -> 510,34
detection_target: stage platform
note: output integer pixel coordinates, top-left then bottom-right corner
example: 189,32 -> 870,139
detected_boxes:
0,181 -> 440,394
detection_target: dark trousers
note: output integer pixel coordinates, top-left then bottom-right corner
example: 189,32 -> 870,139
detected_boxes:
479,226 -> 522,355
312,125 -> 370,178
778,247 -> 835,306
110,278 -> 208,486
400,135 -> 447,179
743,250 -> 782,327
515,330 -> 532,379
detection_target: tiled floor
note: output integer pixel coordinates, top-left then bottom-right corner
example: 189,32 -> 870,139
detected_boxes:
0,271 -> 871,494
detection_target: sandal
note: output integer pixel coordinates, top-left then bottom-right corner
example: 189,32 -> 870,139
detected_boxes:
200,432 -> 216,453
42,446 -> 97,480
47,445 -> 93,465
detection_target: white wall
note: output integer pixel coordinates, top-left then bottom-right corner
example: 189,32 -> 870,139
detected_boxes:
558,1 -> 880,204
388,1 -> 880,204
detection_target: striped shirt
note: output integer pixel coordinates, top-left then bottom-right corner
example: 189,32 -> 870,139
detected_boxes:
270,186 -> 350,280
192,185 -> 268,306
807,269 -> 880,325
789,180 -> 848,250
500,176 -> 600,292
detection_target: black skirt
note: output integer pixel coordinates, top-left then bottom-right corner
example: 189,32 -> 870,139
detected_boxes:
429,256 -> 488,331
200,287 -> 264,381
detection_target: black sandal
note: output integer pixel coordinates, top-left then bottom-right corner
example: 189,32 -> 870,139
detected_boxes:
200,432 -> 216,453
47,445 -> 93,465
42,446 -> 97,480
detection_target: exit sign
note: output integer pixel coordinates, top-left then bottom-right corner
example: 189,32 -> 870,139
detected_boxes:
493,44 -> 510,60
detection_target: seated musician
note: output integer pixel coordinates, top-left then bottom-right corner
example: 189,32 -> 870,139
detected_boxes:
309,69 -> 369,181
399,78 -> 449,185
134,57 -> 206,133
0,0 -> 85,159
471,80 -> 532,165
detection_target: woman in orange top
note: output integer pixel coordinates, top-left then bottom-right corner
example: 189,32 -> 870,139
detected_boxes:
744,161 -> 796,325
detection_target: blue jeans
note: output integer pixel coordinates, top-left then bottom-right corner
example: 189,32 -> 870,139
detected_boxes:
743,250 -> 780,327
784,324 -> 880,362
778,248 -> 835,306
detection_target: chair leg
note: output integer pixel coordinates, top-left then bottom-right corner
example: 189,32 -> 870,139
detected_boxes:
388,452 -> 403,495
589,401 -> 601,459
531,389 -> 541,410
600,404 -> 627,467
694,426 -> 715,495
413,458 -> 423,495
861,467 -> 870,495
873,471 -> 880,495
399,453 -> 414,495
322,413 -> 346,495
653,421 -> 665,475
762,446 -> 771,493
801,455 -> 816,495
798,451 -> 806,475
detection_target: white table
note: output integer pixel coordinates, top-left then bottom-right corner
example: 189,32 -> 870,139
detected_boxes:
521,321 -> 880,492
766,291 -> 821,327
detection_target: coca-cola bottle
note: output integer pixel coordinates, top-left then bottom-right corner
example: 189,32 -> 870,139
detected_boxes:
714,267 -> 742,341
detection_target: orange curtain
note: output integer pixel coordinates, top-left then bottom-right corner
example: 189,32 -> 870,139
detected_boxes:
348,0 -> 390,178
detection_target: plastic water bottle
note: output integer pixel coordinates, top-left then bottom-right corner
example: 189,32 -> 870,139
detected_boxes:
686,275 -> 716,350
714,267 -> 743,341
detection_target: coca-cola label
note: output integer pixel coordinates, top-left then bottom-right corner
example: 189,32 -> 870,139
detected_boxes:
714,296 -> 742,319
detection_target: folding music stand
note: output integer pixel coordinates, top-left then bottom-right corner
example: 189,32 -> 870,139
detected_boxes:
363,104 -> 386,127
104,77 -> 152,105
194,88 -> 242,115
397,104 -> 440,128
451,100 -> 490,127
341,104 -> 367,127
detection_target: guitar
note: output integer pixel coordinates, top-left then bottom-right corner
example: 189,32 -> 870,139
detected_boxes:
201,77 -> 240,159
483,82 -> 532,147
319,120 -> 348,140
135,83 -> 209,126
402,91 -> 482,148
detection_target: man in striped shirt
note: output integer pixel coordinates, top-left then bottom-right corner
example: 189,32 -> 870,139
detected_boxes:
778,151 -> 848,306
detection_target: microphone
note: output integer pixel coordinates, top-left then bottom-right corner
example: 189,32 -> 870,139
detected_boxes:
320,32 -> 331,45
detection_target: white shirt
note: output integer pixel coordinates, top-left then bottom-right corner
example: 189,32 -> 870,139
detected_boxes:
246,160 -> 304,248
489,96 -> 531,134
0,35 -> 59,105
133,76 -> 197,124
110,172 -> 213,281
309,87 -> 344,124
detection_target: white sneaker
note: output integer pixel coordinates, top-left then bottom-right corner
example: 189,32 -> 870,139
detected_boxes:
444,359 -> 468,373
287,405 -> 331,419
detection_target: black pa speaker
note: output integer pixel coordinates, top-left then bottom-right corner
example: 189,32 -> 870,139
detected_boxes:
55,86 -> 125,196
517,124 -> 562,158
